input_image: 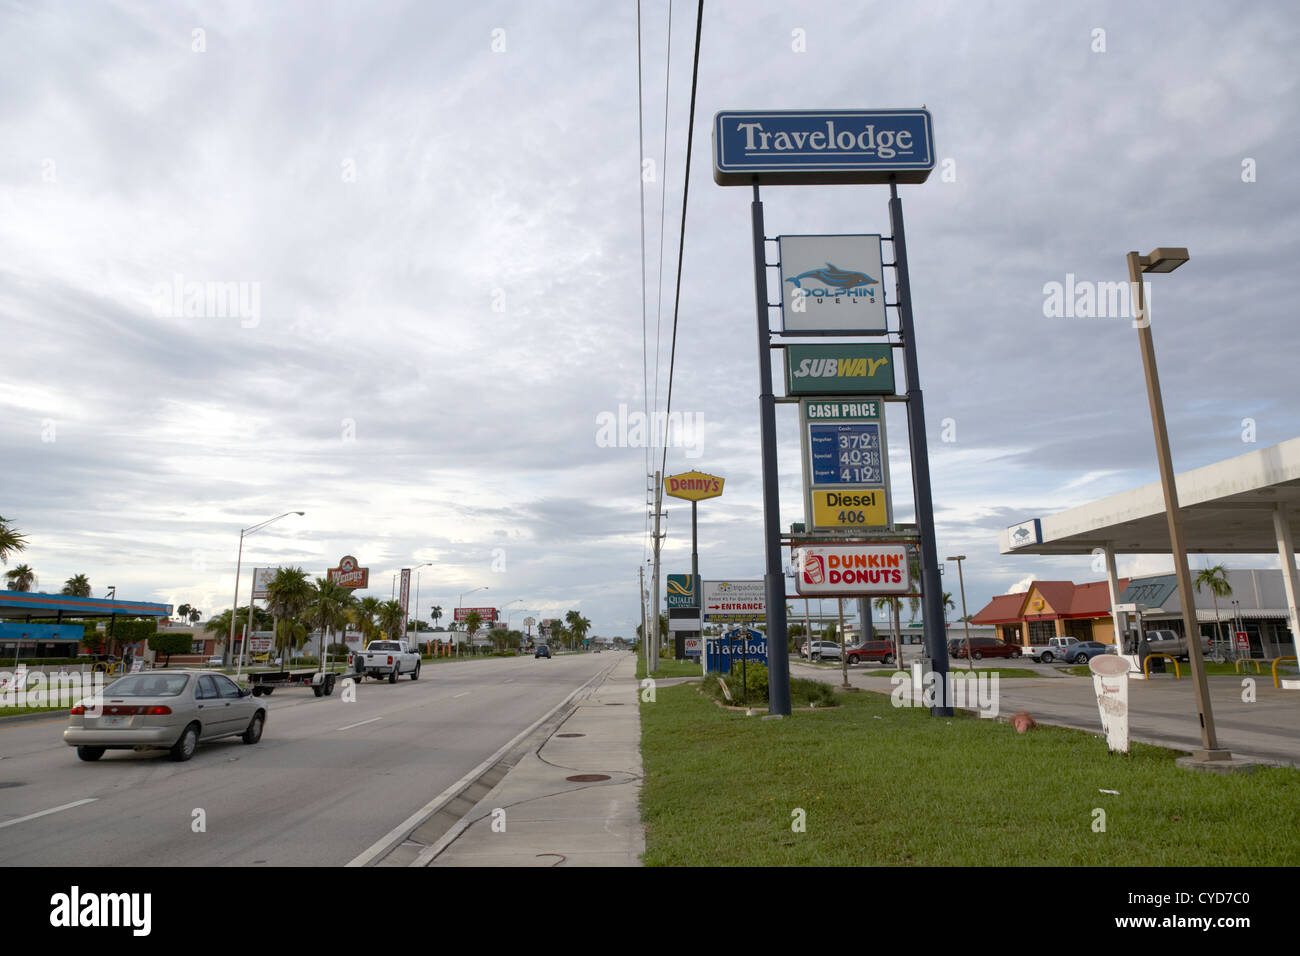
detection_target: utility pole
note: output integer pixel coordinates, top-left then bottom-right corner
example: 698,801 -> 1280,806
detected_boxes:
639,565 -> 648,664
948,555 -> 973,671
650,470 -> 664,674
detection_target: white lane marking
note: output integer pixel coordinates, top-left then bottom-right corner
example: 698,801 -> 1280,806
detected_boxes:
0,798 -> 98,830
348,661 -> 617,868
453,692 -> 470,699
337,717 -> 384,731
503,679 -> 514,684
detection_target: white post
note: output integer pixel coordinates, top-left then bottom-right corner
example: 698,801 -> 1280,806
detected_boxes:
1273,504 -> 1300,658
1103,543 -> 1127,648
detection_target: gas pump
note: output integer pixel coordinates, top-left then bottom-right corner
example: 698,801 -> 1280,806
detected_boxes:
1113,602 -> 1150,676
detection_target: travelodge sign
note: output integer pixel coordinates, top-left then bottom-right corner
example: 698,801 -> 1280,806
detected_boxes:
327,555 -> 370,589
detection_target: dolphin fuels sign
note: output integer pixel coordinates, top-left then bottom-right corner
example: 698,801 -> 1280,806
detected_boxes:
713,109 -> 935,186
780,235 -> 886,333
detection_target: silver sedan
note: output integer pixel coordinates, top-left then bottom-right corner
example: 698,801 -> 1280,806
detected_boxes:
64,670 -> 267,762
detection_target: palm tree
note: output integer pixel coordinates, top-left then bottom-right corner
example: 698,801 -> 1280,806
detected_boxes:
5,564 -> 36,592
205,605 -> 270,652
188,608 -> 201,626
565,610 -> 591,650
487,626 -> 509,653
463,610 -> 483,653
265,567 -> 313,658
306,577 -> 356,664
177,602 -> 193,622
62,574 -> 92,597
0,516 -> 27,566
430,605 -> 443,630
377,600 -> 405,640
874,595 -> 903,665
356,596 -> 381,642
1195,564 -> 1233,656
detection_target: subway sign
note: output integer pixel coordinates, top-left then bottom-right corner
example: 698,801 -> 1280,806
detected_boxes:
786,344 -> 895,395
713,109 -> 935,186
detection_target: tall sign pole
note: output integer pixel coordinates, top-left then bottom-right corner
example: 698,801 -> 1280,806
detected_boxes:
651,471 -> 664,674
750,183 -> 793,717
890,177 -> 952,715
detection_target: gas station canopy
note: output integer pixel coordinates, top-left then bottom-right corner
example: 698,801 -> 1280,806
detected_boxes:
0,590 -> 172,621
1000,437 -> 1300,555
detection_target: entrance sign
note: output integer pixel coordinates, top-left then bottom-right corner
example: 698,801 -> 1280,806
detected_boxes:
702,580 -> 766,624
327,556 -> 370,589
779,235 -> 886,333
1089,654 -> 1131,754
785,344 -> 895,395
791,543 -> 910,596
713,109 -> 935,186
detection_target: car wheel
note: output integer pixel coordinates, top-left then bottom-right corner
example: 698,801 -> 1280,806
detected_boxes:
883,654 -> 894,666
241,711 -> 265,745
77,746 -> 106,762
312,684 -> 324,697
1012,650 -> 1022,658
1074,653 -> 1088,664
1041,652 -> 1054,663
972,651 -> 983,661
388,668 -> 398,684
169,723 -> 200,762
411,663 -> 420,681
848,655 -> 860,665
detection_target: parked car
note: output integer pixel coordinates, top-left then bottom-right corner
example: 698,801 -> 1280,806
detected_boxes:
845,641 -> 896,666
1026,636 -> 1079,663
799,641 -> 842,660
952,637 -> 1023,661
1143,629 -> 1212,662
206,656 -> 225,667
64,670 -> 266,762
1065,641 -> 1113,664
535,645 -> 551,659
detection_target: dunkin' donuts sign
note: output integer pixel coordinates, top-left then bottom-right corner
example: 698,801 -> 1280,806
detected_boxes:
792,543 -> 909,596
327,555 -> 370,589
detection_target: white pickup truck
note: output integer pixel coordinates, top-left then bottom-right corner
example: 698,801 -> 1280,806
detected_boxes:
351,640 -> 421,683
1024,636 -> 1079,663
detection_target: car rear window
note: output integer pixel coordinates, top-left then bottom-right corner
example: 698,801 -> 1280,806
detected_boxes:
104,674 -> 191,697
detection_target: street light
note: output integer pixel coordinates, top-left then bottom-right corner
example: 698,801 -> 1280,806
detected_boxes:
227,511 -> 304,671
411,562 -> 432,648
459,585 -> 488,656
1126,246 -> 1228,763
946,556 -> 972,672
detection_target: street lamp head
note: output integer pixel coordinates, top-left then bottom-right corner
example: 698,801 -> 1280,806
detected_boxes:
1137,247 -> 1189,274
946,555 -> 965,562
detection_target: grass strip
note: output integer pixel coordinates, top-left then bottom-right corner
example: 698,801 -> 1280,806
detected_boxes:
639,683 -> 1300,866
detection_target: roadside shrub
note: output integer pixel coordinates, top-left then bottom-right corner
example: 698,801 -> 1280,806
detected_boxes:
791,677 -> 838,708
728,661 -> 769,701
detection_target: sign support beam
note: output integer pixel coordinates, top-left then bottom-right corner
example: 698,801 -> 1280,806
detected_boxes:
751,183 -> 792,717
889,177 -> 951,716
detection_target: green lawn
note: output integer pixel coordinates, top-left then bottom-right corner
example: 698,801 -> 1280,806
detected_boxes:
0,703 -> 70,718
639,683 -> 1300,866
636,655 -> 704,680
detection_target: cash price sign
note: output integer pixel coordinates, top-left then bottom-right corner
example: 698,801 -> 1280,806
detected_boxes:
715,107 -> 951,716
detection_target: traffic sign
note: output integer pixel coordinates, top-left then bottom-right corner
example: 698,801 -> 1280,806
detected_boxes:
713,109 -> 935,186
1235,631 -> 1250,653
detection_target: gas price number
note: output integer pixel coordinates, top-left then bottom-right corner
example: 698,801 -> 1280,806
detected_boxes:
809,423 -> 883,485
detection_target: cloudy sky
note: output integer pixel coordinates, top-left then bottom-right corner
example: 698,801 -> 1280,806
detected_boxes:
2,0 -> 1297,637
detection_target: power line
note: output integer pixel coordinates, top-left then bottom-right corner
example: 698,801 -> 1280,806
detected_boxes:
659,0 -> 704,479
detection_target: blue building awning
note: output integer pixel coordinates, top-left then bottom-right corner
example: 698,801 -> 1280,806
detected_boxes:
0,590 -> 172,620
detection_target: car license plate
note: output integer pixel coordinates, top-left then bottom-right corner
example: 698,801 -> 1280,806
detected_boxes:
98,716 -> 128,727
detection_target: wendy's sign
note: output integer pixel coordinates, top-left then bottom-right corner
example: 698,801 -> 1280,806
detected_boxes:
328,555 -> 370,589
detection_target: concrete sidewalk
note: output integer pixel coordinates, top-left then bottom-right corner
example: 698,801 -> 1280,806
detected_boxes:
790,659 -> 1300,768
422,652 -> 644,866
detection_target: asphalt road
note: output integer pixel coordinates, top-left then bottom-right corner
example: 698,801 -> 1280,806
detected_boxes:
0,652 -> 617,866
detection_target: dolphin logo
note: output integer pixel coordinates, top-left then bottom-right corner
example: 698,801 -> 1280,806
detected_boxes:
785,263 -> 876,291
1013,527 -> 1030,541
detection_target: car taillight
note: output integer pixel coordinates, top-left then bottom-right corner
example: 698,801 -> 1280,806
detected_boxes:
387,655 -> 393,665
70,704 -> 85,716
143,705 -> 172,716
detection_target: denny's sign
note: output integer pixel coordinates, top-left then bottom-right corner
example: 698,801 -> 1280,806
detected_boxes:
327,555 -> 370,589
665,471 -> 724,501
